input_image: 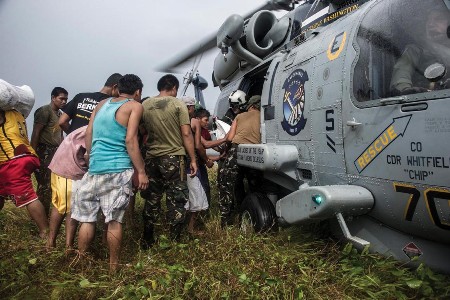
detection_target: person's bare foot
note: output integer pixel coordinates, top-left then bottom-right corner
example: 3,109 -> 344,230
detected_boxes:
109,263 -> 119,274
45,240 -> 56,251
65,246 -> 75,257
39,230 -> 49,240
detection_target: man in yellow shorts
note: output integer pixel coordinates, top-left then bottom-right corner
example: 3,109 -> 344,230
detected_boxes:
47,125 -> 88,249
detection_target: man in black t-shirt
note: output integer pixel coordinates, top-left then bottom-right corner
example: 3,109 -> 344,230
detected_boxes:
59,73 -> 122,134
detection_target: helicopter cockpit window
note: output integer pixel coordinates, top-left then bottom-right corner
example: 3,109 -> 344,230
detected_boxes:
353,0 -> 450,102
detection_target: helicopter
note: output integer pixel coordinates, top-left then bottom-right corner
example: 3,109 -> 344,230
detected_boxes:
159,0 -> 450,274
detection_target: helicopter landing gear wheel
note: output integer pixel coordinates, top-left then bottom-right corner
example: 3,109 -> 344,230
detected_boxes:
239,193 -> 277,233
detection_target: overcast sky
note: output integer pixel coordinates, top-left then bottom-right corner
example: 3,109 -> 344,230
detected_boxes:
0,0 -> 270,131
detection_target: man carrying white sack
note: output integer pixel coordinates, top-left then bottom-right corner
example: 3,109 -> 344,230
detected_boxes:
0,80 -> 49,238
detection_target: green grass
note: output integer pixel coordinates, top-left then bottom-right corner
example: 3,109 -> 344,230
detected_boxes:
0,170 -> 449,299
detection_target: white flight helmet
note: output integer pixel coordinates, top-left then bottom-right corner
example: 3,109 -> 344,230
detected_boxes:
228,90 -> 247,109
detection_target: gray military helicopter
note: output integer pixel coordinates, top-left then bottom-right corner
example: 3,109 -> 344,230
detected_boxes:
159,0 -> 450,274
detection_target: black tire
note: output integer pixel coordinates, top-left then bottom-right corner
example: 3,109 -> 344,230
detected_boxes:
239,193 -> 277,233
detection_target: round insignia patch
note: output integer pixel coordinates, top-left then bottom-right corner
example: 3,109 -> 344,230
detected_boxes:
281,69 -> 308,136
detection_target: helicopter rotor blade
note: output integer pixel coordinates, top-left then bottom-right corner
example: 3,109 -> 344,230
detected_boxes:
156,33 -> 216,73
156,0 -> 296,72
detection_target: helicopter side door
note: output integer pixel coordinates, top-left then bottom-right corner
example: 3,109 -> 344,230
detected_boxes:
263,45 -> 317,186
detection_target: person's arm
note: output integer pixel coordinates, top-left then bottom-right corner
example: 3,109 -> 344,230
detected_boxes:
30,123 -> 44,151
84,119 -> 94,165
59,96 -> 77,134
58,112 -> 71,134
201,136 -> 226,149
0,110 -> 5,126
125,103 -> 149,191
139,124 -> 147,136
181,124 -> 198,177
84,100 -> 106,163
226,118 -> 238,142
192,119 -> 213,168
390,44 -> 428,94
209,155 -> 225,162
30,107 -> 48,151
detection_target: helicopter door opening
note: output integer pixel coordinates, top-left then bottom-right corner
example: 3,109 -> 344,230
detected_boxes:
237,62 -> 269,103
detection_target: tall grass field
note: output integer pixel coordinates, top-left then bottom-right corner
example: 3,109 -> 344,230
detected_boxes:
0,169 -> 449,299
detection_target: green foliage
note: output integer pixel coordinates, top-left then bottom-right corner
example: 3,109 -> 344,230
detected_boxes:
0,167 -> 449,299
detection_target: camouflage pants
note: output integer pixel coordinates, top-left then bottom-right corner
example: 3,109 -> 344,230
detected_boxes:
217,146 -> 245,225
35,143 -> 58,215
141,155 -> 189,239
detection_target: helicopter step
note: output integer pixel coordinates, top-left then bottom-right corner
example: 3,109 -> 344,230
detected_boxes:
330,215 -> 450,274
336,212 -> 370,248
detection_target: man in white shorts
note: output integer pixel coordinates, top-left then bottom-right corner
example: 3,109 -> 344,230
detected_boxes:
181,96 -> 215,235
72,74 -> 148,272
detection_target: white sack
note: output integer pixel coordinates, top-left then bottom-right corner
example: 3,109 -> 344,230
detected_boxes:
213,119 -> 231,139
0,79 -> 35,118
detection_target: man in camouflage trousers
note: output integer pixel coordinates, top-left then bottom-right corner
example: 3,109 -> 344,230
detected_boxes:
216,90 -> 248,226
140,74 -> 197,248
217,145 -> 243,226
218,95 -> 262,227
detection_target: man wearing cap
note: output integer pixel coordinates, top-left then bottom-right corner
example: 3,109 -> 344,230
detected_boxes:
140,74 -> 197,247
181,96 -> 215,235
218,95 -> 262,227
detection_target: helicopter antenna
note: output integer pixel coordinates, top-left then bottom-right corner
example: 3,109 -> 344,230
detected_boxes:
305,0 -> 321,19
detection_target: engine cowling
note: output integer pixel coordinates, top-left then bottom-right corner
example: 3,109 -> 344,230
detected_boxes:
213,49 -> 240,85
213,10 -> 290,85
245,10 -> 278,57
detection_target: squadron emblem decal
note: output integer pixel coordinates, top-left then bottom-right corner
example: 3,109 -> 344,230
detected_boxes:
281,69 -> 308,136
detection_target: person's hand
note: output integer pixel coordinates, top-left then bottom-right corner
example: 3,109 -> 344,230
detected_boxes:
219,151 -> 227,159
438,78 -> 450,89
189,161 -> 198,178
206,158 -> 214,168
208,155 -> 221,162
134,171 -> 149,191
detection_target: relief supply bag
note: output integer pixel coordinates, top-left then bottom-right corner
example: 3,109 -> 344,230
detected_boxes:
0,79 -> 35,118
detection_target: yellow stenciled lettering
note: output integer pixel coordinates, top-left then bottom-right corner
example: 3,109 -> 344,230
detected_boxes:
368,145 -> 376,158
380,132 -> 389,146
363,151 -> 370,165
374,139 -> 382,151
355,118 -> 404,172
357,156 -> 366,168
387,125 -> 397,140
